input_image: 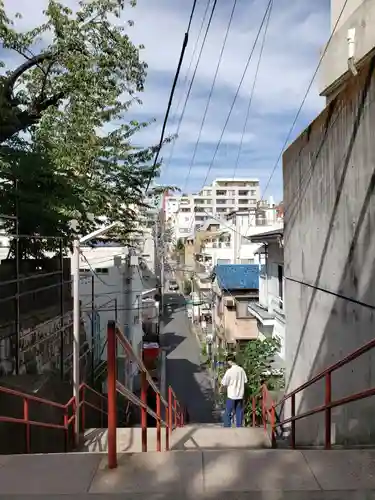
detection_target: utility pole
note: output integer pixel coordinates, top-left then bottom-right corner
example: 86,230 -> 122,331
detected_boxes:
72,238 -> 80,446
233,214 -> 241,264
72,221 -> 119,447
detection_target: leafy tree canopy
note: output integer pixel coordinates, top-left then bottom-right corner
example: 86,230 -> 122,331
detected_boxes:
0,0 -> 177,256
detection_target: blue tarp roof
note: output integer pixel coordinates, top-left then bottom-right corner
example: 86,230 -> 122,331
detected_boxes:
213,264 -> 259,291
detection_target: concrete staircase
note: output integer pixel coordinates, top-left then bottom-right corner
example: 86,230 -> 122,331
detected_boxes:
81,424 -> 270,453
0,426 -> 375,497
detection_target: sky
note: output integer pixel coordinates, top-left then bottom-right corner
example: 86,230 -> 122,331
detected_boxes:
2,0 -> 331,202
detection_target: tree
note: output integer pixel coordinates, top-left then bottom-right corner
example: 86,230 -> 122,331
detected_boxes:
0,0 -> 146,143
176,238 -> 184,251
0,0 -> 174,256
215,337 -> 283,426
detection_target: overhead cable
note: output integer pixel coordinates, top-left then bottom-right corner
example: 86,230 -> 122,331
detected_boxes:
162,0 -> 219,181
260,0 -> 350,200
163,0 -> 212,178
232,0 -> 273,179
144,0 -> 199,193
184,0 -> 239,193
200,0 -> 273,189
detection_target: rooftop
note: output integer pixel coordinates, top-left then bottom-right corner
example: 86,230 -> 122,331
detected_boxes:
213,264 -> 259,291
250,227 -> 284,243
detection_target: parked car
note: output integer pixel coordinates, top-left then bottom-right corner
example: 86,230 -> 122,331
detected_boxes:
168,280 -> 179,291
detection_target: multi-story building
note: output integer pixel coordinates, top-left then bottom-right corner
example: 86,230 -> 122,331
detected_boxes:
165,178 -> 261,241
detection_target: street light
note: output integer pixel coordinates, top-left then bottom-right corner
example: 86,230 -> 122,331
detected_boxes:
72,221 -> 119,445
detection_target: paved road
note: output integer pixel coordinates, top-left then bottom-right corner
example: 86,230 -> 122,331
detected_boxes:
161,292 -> 217,423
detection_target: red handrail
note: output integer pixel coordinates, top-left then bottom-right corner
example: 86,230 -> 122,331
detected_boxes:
260,336 -> 375,449
107,320 -> 184,469
0,320 -> 184,458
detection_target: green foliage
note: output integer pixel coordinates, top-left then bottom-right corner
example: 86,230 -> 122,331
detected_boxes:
0,0 -> 174,256
215,337 -> 283,426
0,0 -> 146,143
176,238 -> 184,251
238,337 -> 283,426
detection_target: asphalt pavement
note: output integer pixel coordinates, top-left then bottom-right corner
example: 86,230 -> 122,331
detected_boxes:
161,292 -> 217,423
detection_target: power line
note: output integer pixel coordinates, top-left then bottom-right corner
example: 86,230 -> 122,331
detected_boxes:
232,0 -> 273,179
163,0 -> 212,178
200,0 -> 273,189
144,0 -> 199,193
163,0 -> 219,184
184,0 -> 239,193
260,0 -> 350,201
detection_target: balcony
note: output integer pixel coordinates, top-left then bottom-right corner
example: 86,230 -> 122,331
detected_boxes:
270,296 -> 285,322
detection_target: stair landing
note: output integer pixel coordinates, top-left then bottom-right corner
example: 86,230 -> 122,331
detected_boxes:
0,449 -> 375,497
82,425 -> 270,453
171,424 -> 271,450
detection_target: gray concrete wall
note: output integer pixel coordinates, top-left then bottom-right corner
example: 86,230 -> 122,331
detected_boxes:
331,0 -> 364,31
282,56 -> 375,446
320,0 -> 375,98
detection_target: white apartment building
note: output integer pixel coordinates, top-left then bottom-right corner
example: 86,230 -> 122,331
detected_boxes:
195,205 -> 283,271
165,178 -> 261,241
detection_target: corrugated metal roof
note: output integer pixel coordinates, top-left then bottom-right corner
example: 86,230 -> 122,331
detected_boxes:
214,264 -> 259,291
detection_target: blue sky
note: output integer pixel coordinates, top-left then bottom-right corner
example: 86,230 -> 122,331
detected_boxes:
2,0 -> 331,202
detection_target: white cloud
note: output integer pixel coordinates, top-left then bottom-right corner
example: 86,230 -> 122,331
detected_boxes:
1,0 -> 330,201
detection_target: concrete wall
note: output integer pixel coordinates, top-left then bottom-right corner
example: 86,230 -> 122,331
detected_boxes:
283,56 -> 375,446
332,0 -> 364,31
320,0 -> 375,98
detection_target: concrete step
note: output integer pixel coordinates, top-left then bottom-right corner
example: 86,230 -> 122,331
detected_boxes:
81,427 -> 169,453
1,449 -> 375,496
170,424 -> 271,450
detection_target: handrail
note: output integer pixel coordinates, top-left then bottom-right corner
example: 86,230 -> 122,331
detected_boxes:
260,336 -> 375,449
107,320 -> 184,469
0,319 -> 184,458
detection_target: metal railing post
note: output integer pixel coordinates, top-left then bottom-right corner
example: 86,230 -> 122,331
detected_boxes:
325,372 -> 332,450
23,398 -> 30,453
174,398 -> 177,428
81,385 -> 85,434
107,320 -> 117,469
271,405 -> 276,448
168,387 -> 173,435
156,392 -> 161,452
291,393 -> 296,449
141,372 -> 147,452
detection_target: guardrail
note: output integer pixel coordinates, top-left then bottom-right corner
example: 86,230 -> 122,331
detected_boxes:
253,337 -> 375,449
0,319 -> 184,460
107,320 -> 183,468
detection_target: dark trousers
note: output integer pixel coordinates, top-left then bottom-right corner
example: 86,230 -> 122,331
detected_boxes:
224,398 -> 244,427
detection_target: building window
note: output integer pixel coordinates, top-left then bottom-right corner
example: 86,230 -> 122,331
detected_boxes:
95,268 -> 109,274
240,259 -> 254,264
236,300 -> 251,319
216,190 -> 227,196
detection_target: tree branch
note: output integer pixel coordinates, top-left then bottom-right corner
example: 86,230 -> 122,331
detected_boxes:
4,52 -> 54,100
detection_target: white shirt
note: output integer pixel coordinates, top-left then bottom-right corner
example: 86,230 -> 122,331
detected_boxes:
221,364 -> 247,400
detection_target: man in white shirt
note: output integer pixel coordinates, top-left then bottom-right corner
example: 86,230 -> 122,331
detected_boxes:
220,354 -> 247,427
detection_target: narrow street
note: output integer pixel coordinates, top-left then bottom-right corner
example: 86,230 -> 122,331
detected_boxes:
161,292 -> 216,423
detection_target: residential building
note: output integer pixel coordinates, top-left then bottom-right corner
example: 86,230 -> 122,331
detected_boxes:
283,0 -> 375,446
77,232 -> 158,392
211,264 -> 260,348
165,178 -> 261,241
194,205 -> 283,271
247,228 -> 285,361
